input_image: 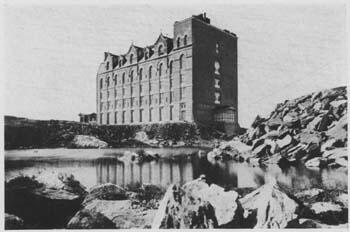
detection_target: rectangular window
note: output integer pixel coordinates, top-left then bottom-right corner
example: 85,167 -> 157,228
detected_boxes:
122,111 -> 125,124
170,79 -> 173,89
159,107 -> 163,121
180,110 -> 186,121
140,109 -> 143,122
131,86 -> 134,96
140,85 -> 142,94
170,106 -> 173,121
131,110 -> 134,123
107,113 -> 110,125
100,113 -> 103,124
149,108 -> 153,122
122,88 -> 125,96
114,112 -> 117,124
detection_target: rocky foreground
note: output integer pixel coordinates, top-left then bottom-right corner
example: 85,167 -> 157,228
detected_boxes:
5,174 -> 348,229
206,86 -> 347,168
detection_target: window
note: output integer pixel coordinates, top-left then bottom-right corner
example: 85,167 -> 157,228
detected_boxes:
215,61 -> 220,75
122,99 -> 126,108
215,79 -> 221,88
180,87 -> 185,100
159,107 -> 163,121
169,61 -> 173,76
122,73 -> 125,84
100,78 -> 103,89
139,68 -> 143,80
170,106 -> 173,121
114,74 -> 117,86
114,112 -> 117,124
130,54 -> 133,64
216,43 -> 220,54
140,84 -> 143,94
180,110 -> 186,121
122,88 -> 125,96
106,113 -> 110,125
179,54 -> 184,70
106,62 -> 110,70
100,103 -> 103,111
184,35 -> 187,46
100,92 -> 102,99
140,109 -> 143,122
158,44 -> 163,56
122,111 -> 125,123
159,63 -> 163,77
107,91 -> 110,99
170,91 -> 174,103
149,66 -> 152,79
177,37 -> 180,48
131,86 -> 134,96
131,110 -> 134,123
215,92 -> 221,104
149,108 -> 153,121
130,70 -> 134,82
106,76 -> 110,87
145,52 -> 148,60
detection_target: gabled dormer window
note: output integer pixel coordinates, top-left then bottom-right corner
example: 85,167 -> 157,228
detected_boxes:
158,45 -> 164,56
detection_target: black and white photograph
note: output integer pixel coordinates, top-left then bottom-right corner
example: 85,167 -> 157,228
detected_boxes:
1,0 -> 349,230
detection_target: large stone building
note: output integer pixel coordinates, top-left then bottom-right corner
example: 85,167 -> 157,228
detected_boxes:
96,13 -> 239,134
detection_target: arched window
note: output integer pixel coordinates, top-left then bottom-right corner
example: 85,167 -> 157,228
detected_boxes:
159,63 -> 163,77
122,73 -> 125,84
158,45 -> 163,56
114,74 -> 117,86
169,61 -> 173,76
130,70 -> 134,82
130,54 -> 133,64
100,78 -> 103,89
139,68 -> 143,80
179,54 -> 184,70
149,66 -> 152,79
145,52 -> 148,60
106,76 -> 110,87
184,35 -> 187,46
177,37 -> 180,48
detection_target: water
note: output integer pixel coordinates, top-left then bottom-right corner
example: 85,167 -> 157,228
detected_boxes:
5,148 -> 348,193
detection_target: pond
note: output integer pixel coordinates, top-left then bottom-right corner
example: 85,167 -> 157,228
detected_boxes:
5,148 -> 348,193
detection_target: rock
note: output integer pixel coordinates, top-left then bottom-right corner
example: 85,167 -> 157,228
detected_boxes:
207,148 -> 222,162
239,180 -> 300,228
306,115 -> 323,130
70,135 -> 108,148
276,134 -> 293,149
67,208 -> 116,229
298,131 -> 322,145
252,143 -> 271,158
322,147 -> 347,160
152,178 -> 242,229
5,176 -> 83,228
83,183 -> 127,206
336,193 -> 348,208
330,99 -> 347,108
326,114 -> 347,142
320,138 -> 344,152
283,112 -> 300,128
58,173 -> 87,197
219,140 -> 252,159
251,115 -> 266,128
316,113 -> 333,131
267,117 -> 283,130
134,131 -> 149,142
5,213 -> 24,229
310,202 -> 348,225
305,157 -> 327,168
197,150 -> 206,158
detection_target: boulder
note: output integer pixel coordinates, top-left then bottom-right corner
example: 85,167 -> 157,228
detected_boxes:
336,193 -> 348,208
239,180 -> 300,228
83,183 -> 127,206
316,113 -> 333,131
251,115 -> 265,128
134,131 -> 149,142
70,135 -> 108,148
305,157 -> 327,168
306,115 -> 323,130
310,202 -> 348,225
152,178 -> 242,228
326,114 -> 347,142
298,131 -> 322,145
283,112 -> 300,128
5,176 -> 84,228
267,117 -> 283,130
320,138 -> 344,152
276,134 -> 293,149
252,143 -> 271,158
219,140 -> 252,158
5,213 -> 24,229
67,209 -> 116,229
322,147 -> 347,160
207,148 -> 222,162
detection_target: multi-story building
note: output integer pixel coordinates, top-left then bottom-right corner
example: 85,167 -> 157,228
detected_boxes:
96,13 -> 239,134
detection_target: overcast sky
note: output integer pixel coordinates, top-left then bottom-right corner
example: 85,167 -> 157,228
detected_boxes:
2,1 -> 347,127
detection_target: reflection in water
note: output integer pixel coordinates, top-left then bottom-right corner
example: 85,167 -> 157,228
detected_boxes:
5,151 -> 348,192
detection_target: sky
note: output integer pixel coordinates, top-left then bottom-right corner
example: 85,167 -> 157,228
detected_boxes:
2,1 -> 347,127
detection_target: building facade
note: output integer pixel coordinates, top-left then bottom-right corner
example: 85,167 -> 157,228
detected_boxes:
78,113 -> 97,124
96,13 -> 239,134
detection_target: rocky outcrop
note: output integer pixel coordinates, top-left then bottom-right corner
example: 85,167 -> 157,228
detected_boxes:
239,179 -> 300,228
5,175 -> 85,228
5,213 -> 24,229
68,183 -> 160,229
69,135 -> 108,148
236,86 -> 347,167
152,176 -> 243,229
